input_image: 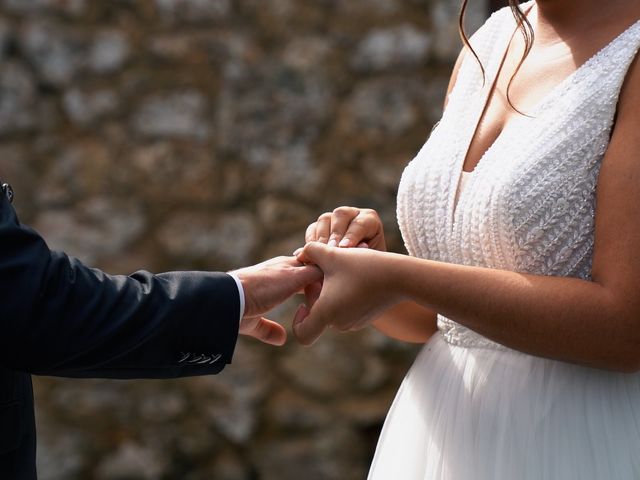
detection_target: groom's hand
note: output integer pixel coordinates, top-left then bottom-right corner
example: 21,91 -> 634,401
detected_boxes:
231,256 -> 322,346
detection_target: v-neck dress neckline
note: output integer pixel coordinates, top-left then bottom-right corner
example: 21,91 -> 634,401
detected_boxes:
450,6 -> 640,229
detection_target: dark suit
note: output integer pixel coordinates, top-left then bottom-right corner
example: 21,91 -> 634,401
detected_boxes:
0,183 -> 241,478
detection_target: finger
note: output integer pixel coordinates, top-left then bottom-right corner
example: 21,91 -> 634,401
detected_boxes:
285,263 -> 323,295
305,222 -> 318,244
293,303 -> 310,326
296,241 -> 330,266
293,304 -> 328,346
293,264 -> 323,289
314,213 -> 333,244
328,207 -> 360,247
304,281 -> 323,308
357,242 -> 369,248
294,276 -> 320,295
340,210 -> 380,248
243,317 -> 288,346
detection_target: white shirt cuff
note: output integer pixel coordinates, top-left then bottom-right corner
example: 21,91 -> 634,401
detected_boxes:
227,273 -> 245,324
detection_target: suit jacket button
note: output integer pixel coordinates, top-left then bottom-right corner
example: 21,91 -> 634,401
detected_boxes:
2,183 -> 14,204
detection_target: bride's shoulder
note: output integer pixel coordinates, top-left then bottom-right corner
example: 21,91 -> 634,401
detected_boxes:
461,2 -> 522,64
444,5 -> 517,106
468,2 -> 520,42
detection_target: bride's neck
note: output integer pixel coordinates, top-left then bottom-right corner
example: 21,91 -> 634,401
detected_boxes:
530,0 -> 634,42
533,0 -> 594,23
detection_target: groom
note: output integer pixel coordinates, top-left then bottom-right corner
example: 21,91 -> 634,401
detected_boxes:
0,183 -> 321,479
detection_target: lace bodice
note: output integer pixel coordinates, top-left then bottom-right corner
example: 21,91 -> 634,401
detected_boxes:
396,4 -> 640,350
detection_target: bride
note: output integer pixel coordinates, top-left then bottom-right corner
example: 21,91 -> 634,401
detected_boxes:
295,0 -> 640,478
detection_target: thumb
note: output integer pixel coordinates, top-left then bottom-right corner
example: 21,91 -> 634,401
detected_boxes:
292,291 -> 333,346
296,241 -> 331,267
240,317 -> 288,346
304,280 -> 323,309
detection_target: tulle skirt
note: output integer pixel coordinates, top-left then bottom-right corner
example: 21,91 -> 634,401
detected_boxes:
368,333 -> 640,480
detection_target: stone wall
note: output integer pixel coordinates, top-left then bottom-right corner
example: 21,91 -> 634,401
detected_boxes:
0,0 -> 487,478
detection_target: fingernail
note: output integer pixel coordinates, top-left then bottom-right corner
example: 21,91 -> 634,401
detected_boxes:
338,238 -> 351,247
328,239 -> 338,247
293,248 -> 303,256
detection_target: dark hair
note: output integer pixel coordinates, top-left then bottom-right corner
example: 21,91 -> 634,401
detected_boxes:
459,0 -> 535,113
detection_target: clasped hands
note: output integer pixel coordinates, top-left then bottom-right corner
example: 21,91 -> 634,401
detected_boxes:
233,207 -> 400,346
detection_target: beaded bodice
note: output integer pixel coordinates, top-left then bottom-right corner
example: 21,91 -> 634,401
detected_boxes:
396,4 -> 640,350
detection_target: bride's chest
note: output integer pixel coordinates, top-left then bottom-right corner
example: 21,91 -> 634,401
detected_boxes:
396,79 -> 615,275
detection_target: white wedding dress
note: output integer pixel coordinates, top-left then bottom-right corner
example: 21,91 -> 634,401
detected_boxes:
369,4 -> 640,479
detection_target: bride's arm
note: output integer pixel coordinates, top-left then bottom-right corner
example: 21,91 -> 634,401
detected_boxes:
371,302 -> 437,344
294,56 -> 640,372
295,240 -> 637,372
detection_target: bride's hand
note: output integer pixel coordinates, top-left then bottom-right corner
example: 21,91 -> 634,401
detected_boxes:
292,243 -> 400,345
295,207 -> 385,334
305,206 -> 386,251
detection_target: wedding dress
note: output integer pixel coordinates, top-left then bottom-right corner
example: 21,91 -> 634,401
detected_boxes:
369,3 -> 640,479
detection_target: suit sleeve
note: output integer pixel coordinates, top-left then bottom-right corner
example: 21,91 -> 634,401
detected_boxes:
0,195 -> 241,379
